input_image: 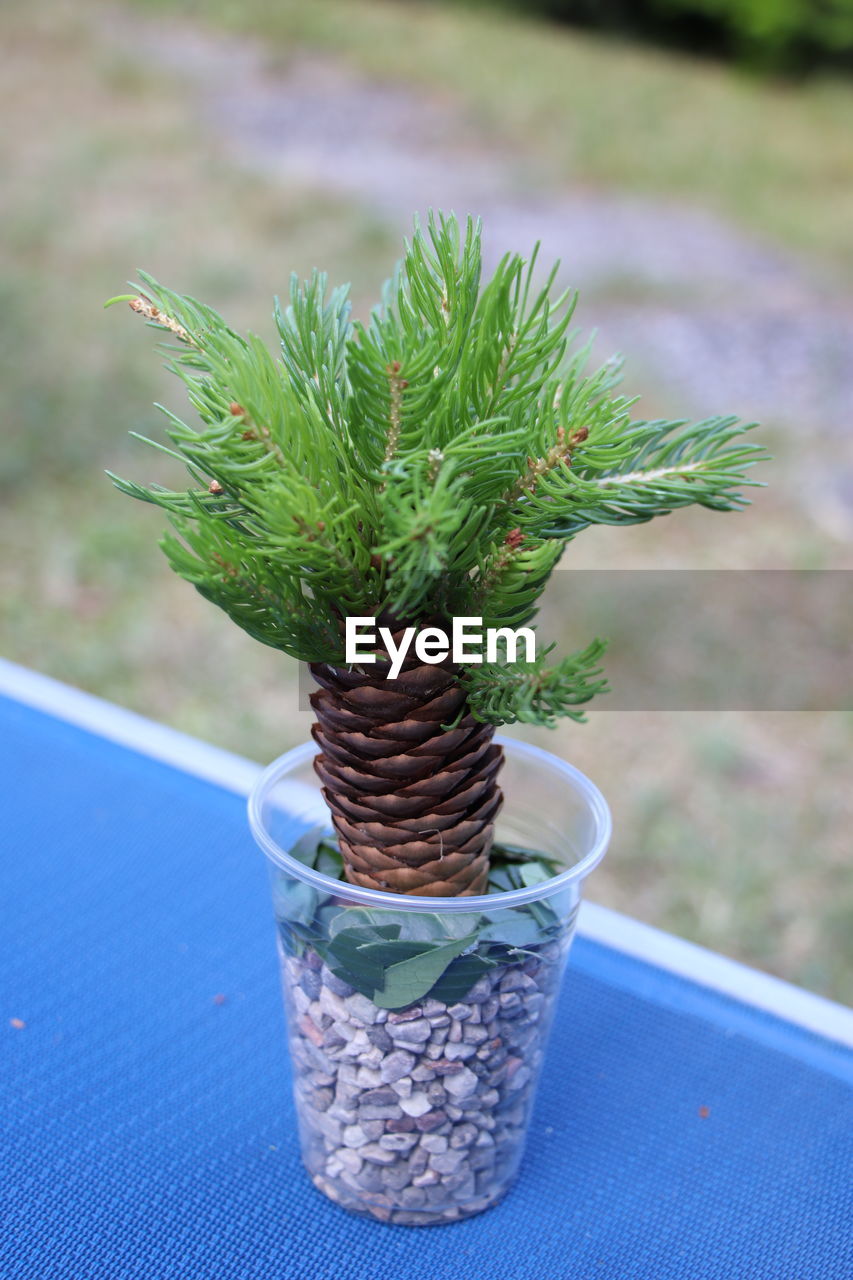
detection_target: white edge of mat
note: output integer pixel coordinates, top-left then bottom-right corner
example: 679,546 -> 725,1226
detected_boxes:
3,657 -> 852,1051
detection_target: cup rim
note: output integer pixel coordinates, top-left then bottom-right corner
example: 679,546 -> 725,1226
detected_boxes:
248,734 -> 612,912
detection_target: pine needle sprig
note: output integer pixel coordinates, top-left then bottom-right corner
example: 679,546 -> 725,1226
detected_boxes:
460,640 -> 609,728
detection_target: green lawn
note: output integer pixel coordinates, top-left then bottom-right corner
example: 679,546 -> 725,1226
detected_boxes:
1,0 -> 850,1000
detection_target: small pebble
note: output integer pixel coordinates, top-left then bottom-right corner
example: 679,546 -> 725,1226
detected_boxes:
399,1091 -> 432,1118
429,1149 -> 468,1175
379,1132 -> 419,1153
444,1042 -> 477,1061
443,1067 -> 478,1100
380,1050 -> 416,1084
450,1123 -> 479,1149
390,1018 -> 432,1045
360,1143 -> 398,1166
336,1147 -> 364,1174
387,1007 -> 424,1024
415,1109 -> 447,1133
420,1134 -> 448,1154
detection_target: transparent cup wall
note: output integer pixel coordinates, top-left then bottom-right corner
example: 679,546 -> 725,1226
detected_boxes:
250,739 -> 610,1226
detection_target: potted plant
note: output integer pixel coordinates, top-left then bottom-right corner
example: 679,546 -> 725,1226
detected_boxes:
108,213 -> 762,1225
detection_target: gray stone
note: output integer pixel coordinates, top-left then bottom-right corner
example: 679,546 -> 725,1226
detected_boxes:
415,1108 -> 447,1133
321,965 -> 355,997
360,1086 -> 398,1107
499,969 -> 529,993
291,986 -> 311,1016
482,997 -> 499,1022
443,1067 -> 478,1100
447,1003 -> 474,1021
345,991 -> 380,1024
379,1132 -> 419,1153
398,1091 -> 432,1118
462,1024 -> 489,1045
387,1006 -> 424,1023
507,1065 -> 532,1092
412,1170 -> 441,1187
442,1170 -> 476,1198
355,1065 -> 383,1089
322,1027 -> 347,1050
419,1133 -> 448,1154
313,1112 -> 342,1144
524,993 -> 546,1019
430,1059 -> 464,1076
424,1044 -> 445,1061
425,1082 -> 447,1106
366,1025 -> 394,1053
390,1076 -> 413,1099
326,1102 -> 357,1124
300,968 -> 321,1000
360,1120 -> 385,1139
360,1143 -> 398,1166
463,978 -> 492,1004
449,1123 -> 479,1149
399,1185 -> 428,1208
386,1115 -> 416,1133
429,1148 -> 468,1175
336,1147 -> 364,1175
445,1104 -> 464,1121
303,1042 -> 334,1074
390,1018 -> 431,1044
380,1050 -> 416,1084
318,986 -> 350,1022
342,1124 -> 369,1149
381,1163 -> 412,1190
421,999 -> 447,1018
357,1163 -> 385,1191
428,1014 -> 451,1028
410,1064 -> 434,1082
474,1130 -> 495,1148
358,1103 -> 402,1121
444,1041 -> 477,1061
311,1087 -> 334,1111
448,1020 -> 463,1043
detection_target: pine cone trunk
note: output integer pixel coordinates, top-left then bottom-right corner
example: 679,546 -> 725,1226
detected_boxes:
310,637 -> 503,897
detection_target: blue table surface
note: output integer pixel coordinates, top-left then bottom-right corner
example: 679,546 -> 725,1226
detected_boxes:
1,693 -> 851,1280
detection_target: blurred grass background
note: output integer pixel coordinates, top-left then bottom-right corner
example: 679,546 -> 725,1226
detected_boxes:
2,0 -> 851,999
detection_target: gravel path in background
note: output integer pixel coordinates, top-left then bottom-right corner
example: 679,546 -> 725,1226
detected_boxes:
113,14 -> 853,435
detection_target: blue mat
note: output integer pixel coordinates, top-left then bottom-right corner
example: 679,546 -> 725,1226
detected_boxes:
2,693 -> 851,1280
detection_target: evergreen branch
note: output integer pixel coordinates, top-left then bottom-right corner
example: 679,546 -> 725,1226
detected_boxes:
460,640 -> 609,728
512,416 -> 766,537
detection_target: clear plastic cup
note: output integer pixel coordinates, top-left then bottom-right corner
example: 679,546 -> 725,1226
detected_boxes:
249,735 -> 611,1225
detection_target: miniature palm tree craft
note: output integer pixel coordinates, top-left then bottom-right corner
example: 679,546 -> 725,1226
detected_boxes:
108,212 -> 763,898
